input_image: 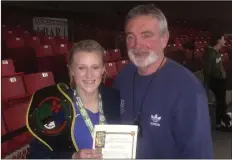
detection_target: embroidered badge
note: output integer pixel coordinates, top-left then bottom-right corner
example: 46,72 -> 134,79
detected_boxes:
95,131 -> 106,148
34,96 -> 69,135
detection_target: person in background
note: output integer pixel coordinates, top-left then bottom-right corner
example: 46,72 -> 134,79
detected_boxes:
27,40 -> 121,159
113,4 -> 213,159
203,32 -> 232,132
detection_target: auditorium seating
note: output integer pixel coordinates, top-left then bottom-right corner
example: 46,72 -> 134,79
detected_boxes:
24,72 -> 55,94
2,59 -> 16,76
106,49 -> 122,62
3,30 -> 16,41
1,53 -> 56,157
42,36 -> 56,46
4,104 -> 29,132
6,37 -> 24,49
2,75 -> 27,101
52,43 -> 69,55
24,35 -> 41,49
35,44 -> 53,57
103,50 -> 112,62
105,62 -> 118,78
55,36 -> 68,44
2,20 -> 232,159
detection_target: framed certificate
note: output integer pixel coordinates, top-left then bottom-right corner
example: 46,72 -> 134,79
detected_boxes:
93,125 -> 138,159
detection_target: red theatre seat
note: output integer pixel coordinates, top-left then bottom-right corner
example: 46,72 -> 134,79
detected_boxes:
6,37 -> 24,49
3,30 -> 16,41
24,72 -> 55,94
105,62 -> 118,78
3,103 -> 28,132
35,44 -> 53,57
52,43 -> 68,55
2,75 -> 26,101
42,36 -> 56,46
109,49 -> 122,62
2,59 -> 15,76
24,35 -> 41,49
55,36 -> 68,44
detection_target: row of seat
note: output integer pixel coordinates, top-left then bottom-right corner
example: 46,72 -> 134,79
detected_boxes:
6,25 -> 231,64
2,29 -> 72,77
2,47 -> 230,84
2,72 -> 55,101
2,25 -> 68,43
1,22 -> 231,158
1,26 -> 65,158
1,71 -> 55,158
4,35 -> 70,49
1,58 -> 130,103
2,34 -> 231,75
3,34 -> 125,61
104,60 -> 129,78
3,43 -> 127,84
3,31 -> 67,48
4,41 -> 70,58
2,58 -> 129,80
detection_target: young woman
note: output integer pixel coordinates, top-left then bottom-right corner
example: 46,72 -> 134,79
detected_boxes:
26,40 -> 121,159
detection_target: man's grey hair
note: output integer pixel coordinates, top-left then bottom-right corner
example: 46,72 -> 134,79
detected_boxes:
125,4 -> 169,36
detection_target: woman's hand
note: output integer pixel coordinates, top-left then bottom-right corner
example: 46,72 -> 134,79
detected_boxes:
72,149 -> 102,159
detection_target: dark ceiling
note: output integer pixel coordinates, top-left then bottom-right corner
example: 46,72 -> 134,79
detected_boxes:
2,1 -> 231,13
2,1 -> 232,21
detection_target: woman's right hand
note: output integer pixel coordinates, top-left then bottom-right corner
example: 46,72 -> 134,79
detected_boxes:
72,149 -> 102,159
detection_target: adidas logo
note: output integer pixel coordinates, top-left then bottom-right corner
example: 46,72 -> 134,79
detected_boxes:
150,114 -> 161,126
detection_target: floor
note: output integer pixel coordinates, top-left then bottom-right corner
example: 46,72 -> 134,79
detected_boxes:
212,103 -> 232,159
212,131 -> 232,158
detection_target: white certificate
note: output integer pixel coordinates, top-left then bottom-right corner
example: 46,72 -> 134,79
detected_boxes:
93,125 -> 138,159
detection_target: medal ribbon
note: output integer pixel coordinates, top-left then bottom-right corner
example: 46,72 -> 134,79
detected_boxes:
74,90 -> 106,139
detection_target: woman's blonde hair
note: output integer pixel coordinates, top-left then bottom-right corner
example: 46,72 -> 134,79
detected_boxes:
67,40 -> 106,88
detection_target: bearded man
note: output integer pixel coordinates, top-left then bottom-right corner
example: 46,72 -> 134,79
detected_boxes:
113,4 -> 213,159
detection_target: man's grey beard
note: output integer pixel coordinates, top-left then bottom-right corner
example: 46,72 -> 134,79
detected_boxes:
128,49 -> 159,68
